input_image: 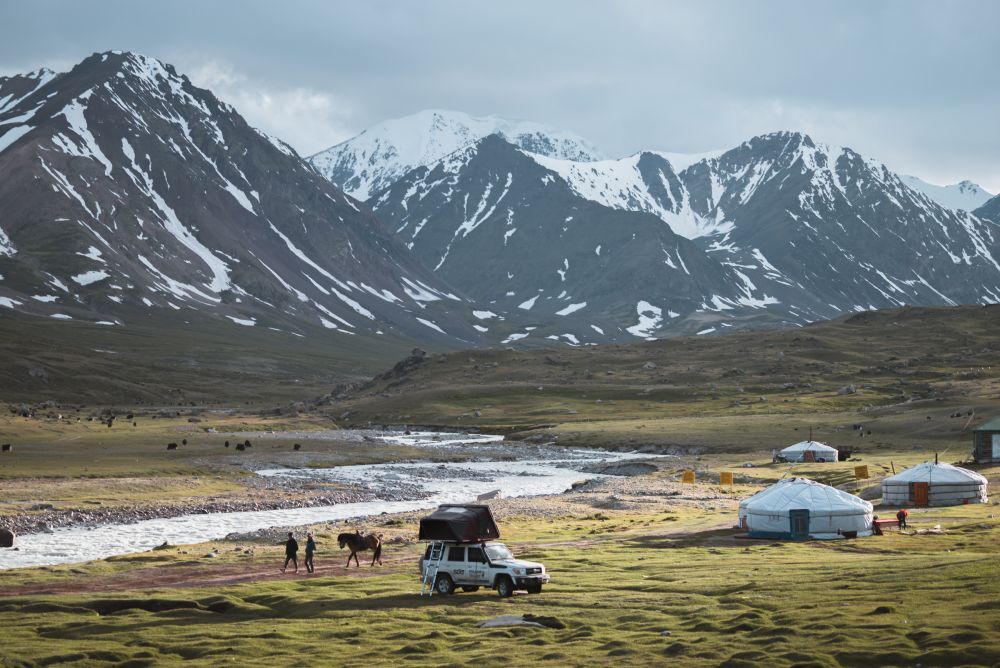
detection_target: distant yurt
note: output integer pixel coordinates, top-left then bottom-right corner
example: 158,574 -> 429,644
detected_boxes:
777,440 -> 839,463
738,477 -> 873,539
881,461 -> 988,507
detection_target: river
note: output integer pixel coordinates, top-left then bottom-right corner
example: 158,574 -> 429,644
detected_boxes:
0,431 -> 659,570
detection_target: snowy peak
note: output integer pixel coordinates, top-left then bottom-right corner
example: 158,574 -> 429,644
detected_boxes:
899,175 -> 994,211
308,109 -> 604,200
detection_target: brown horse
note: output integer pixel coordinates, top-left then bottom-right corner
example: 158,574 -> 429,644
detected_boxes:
338,531 -> 383,567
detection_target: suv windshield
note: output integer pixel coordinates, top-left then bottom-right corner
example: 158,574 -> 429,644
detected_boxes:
484,543 -> 514,561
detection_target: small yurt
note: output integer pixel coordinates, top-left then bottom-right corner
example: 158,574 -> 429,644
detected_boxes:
777,440 -> 839,463
738,477 -> 873,539
881,461 -> 988,507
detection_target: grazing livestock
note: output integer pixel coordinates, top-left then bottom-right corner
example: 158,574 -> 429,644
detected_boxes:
244,440 -> 251,448
224,440 -> 230,448
167,443 -> 178,450
1,444 -> 12,452
0,528 -> 14,548
293,443 -> 301,451
235,443 -> 246,451
181,439 -> 187,445
126,413 -> 134,420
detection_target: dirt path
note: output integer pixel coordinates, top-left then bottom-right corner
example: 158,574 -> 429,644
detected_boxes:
1,521 -> 737,598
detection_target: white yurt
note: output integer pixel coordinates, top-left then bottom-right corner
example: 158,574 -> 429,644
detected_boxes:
881,461 -> 988,507
738,477 -> 873,539
778,440 -> 840,463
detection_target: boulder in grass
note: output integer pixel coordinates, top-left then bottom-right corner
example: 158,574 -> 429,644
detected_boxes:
0,528 -> 15,548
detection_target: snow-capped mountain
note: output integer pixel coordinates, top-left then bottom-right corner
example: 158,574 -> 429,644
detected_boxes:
899,175 -> 993,212
0,52 -> 485,342
308,109 -> 604,200
370,134 -> 781,343
368,131 -> 1000,343
682,132 -> 1000,320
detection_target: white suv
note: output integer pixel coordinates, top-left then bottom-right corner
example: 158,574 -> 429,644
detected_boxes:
421,540 -> 550,597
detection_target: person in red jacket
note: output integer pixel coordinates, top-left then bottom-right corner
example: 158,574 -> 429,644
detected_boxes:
896,508 -> 909,530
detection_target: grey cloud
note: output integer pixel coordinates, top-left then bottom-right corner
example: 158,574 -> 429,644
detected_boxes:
2,0 -> 997,189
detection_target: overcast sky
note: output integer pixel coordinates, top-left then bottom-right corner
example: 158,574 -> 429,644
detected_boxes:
3,1 -> 997,191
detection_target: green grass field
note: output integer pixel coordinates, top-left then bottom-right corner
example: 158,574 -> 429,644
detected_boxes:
1,496 -> 998,667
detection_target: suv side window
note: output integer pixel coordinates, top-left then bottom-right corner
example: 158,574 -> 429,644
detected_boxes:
447,546 -> 465,562
467,547 -> 486,563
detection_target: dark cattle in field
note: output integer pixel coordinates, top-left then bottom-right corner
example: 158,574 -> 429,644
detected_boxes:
244,440 -> 251,448
182,439 -> 187,445
167,443 -> 178,450
293,443 -> 301,451
126,413 -> 134,420
133,422 -> 137,427
224,440 -> 230,448
236,443 -> 246,451
0,528 -> 14,548
1,444 -> 11,452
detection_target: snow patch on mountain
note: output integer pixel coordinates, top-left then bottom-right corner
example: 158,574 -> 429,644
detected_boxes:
625,301 -> 663,339
526,150 -> 730,239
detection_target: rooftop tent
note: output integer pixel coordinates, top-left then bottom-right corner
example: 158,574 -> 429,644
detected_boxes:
418,504 -> 500,543
778,440 -> 839,463
882,461 -> 988,507
739,477 -> 873,539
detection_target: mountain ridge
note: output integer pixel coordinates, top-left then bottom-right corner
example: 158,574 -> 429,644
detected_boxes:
0,51 -> 487,344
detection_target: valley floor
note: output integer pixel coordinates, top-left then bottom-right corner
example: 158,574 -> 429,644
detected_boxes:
1,463 -> 998,667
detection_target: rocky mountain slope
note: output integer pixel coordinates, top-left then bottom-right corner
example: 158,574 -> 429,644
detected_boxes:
307,109 -> 604,200
975,193 -> 1000,223
0,52 -> 485,344
370,134 -> 766,344
366,130 -> 1000,343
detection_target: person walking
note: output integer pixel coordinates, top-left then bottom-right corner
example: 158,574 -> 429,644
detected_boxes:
282,532 -> 299,573
305,532 -> 317,573
896,508 -> 909,530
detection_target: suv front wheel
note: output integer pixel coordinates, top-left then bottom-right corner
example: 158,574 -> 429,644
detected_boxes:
496,575 -> 514,598
435,574 -> 455,595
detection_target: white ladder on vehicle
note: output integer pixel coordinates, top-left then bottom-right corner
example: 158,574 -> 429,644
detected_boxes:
420,542 -> 445,597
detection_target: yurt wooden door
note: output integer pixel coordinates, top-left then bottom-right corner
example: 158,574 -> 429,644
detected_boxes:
911,482 -> 929,506
789,509 -> 810,539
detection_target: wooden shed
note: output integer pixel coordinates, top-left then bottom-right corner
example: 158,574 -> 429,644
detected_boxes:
972,417 -> 1000,463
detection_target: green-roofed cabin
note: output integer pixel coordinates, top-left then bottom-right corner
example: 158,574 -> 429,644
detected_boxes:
972,417 -> 1000,463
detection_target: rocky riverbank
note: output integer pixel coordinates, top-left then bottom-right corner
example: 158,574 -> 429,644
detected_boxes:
0,488 -> 385,536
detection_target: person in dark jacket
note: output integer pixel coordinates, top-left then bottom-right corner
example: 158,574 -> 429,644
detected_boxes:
282,532 -> 299,573
304,532 -> 317,573
896,508 -> 909,530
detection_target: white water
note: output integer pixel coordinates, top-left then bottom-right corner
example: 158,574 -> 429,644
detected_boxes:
0,432 -> 659,570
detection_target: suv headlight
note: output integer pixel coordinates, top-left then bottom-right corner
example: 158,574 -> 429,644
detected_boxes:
512,568 -> 526,576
